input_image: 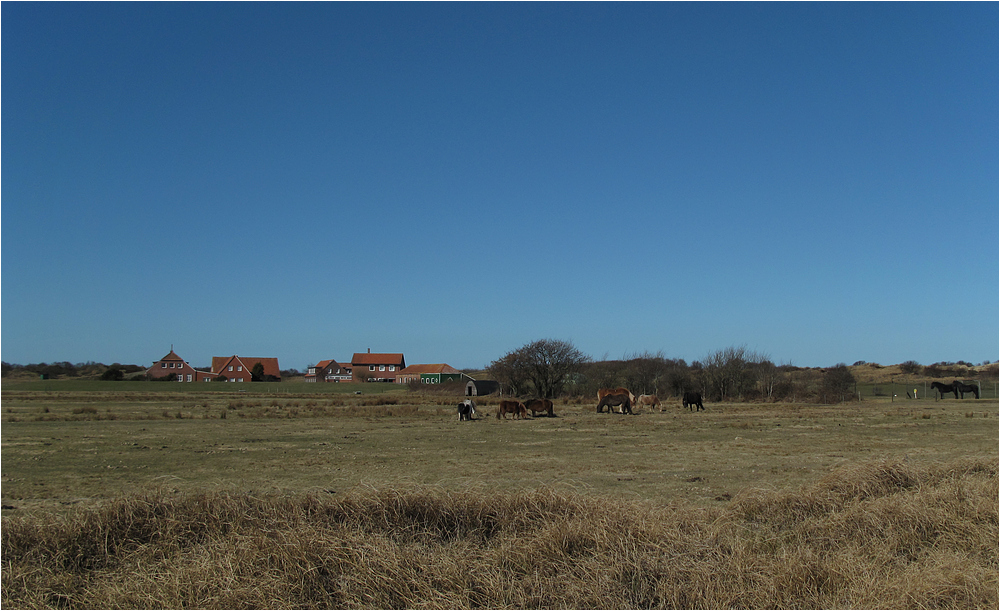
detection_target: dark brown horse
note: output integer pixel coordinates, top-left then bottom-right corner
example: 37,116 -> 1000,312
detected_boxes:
524,398 -> 554,417
497,400 -> 527,420
598,387 -> 635,404
683,391 -> 704,411
931,381 -> 958,399
953,381 -> 980,399
597,393 -> 632,414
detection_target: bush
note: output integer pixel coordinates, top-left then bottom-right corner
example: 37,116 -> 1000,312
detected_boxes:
899,360 -> 922,374
100,367 -> 124,381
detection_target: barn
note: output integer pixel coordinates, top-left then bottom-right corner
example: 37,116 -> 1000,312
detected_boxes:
466,380 -> 500,396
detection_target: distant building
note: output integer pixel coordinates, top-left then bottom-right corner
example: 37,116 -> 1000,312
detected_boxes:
351,352 -> 405,382
147,349 -> 214,382
396,364 -> 464,384
211,355 -> 281,382
466,380 -> 500,396
305,359 -> 353,383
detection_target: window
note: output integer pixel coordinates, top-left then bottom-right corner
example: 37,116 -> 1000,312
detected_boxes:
161,363 -> 167,368
238,378 -> 244,383
169,363 -> 175,368
369,365 -> 376,371
237,366 -> 242,372
186,374 -> 192,382
389,365 -> 395,371
379,365 -> 385,372
229,366 -> 234,372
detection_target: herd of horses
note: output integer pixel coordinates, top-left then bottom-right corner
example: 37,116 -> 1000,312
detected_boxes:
457,388 -> 705,420
930,380 -> 981,400
459,379 -> 983,420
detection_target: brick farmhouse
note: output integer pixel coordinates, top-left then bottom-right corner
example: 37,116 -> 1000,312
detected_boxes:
147,349 -> 280,382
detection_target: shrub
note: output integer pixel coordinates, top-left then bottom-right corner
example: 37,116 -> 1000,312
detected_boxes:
100,367 -> 124,381
900,360 -> 922,374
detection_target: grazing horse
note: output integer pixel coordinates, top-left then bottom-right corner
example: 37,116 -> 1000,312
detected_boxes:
634,394 -> 662,412
597,393 -> 632,414
954,381 -> 980,399
524,398 -> 554,417
497,400 -> 527,420
457,399 -> 477,421
682,391 -> 704,412
597,387 -> 636,404
931,381 -> 958,399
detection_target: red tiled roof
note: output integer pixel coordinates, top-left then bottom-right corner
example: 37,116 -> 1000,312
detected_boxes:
212,356 -> 281,379
351,353 -> 405,366
398,364 -> 460,375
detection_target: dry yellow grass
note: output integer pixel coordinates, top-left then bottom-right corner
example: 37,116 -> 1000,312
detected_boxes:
2,456 -> 996,609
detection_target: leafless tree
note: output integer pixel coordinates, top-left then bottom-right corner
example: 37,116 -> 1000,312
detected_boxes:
702,345 -> 770,401
488,339 -> 591,398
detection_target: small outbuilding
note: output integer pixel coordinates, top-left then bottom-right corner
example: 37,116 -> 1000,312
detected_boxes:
466,380 -> 500,397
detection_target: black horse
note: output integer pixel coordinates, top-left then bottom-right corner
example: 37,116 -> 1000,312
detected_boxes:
683,391 -> 704,412
930,381 -> 957,399
954,381 -> 980,399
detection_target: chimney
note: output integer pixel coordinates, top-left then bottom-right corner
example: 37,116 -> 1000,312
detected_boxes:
368,348 -> 371,353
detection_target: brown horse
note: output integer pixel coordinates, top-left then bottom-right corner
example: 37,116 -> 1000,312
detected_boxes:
598,387 -> 635,404
634,394 -> 662,411
524,398 -> 554,417
597,393 -> 632,414
497,400 -> 527,419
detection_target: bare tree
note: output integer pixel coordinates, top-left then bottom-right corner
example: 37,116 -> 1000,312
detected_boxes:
488,339 -> 591,398
822,363 -> 856,403
702,345 -> 770,401
620,351 -> 667,396
486,350 -> 530,396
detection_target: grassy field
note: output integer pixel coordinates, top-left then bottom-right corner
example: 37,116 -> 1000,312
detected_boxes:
2,386 -> 997,608
2,388 -> 996,513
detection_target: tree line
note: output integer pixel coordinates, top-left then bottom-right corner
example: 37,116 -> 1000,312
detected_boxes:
487,340 -> 869,403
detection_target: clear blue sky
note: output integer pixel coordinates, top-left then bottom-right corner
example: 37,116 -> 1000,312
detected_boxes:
3,2 -> 997,371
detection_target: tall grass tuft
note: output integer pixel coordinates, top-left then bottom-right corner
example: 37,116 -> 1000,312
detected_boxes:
2,457 -> 996,609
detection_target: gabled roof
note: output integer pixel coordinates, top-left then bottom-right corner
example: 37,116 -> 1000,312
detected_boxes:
316,359 -> 338,370
157,350 -> 184,362
352,353 -> 405,366
212,356 -> 281,379
398,364 -> 461,375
